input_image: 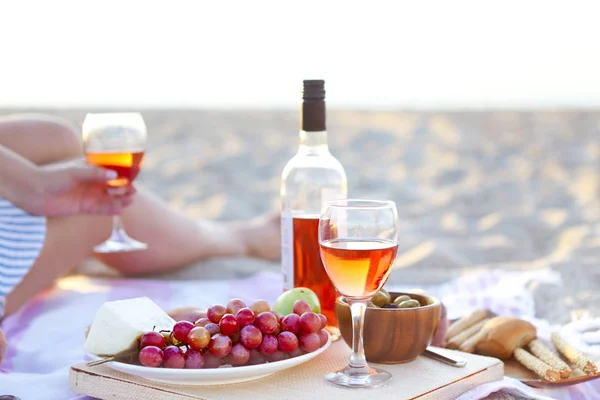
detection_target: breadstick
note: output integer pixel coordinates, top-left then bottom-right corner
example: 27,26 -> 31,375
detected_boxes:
514,348 -> 561,382
447,318 -> 488,350
551,333 -> 598,376
446,309 -> 487,340
527,339 -> 572,378
459,328 -> 487,353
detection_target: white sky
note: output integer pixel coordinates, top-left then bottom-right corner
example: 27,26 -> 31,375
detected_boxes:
0,0 -> 599,109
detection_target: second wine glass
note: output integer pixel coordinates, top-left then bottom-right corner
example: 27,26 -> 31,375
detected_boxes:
83,112 -> 148,253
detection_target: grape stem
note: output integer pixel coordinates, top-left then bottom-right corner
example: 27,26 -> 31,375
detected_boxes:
86,348 -> 138,367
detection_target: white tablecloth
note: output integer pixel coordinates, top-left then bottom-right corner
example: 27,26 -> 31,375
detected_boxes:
1,269 -> 598,400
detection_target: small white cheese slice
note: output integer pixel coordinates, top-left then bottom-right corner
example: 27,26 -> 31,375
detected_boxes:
84,297 -> 175,356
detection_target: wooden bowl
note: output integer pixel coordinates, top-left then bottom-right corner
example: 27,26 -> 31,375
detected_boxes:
336,292 -> 442,364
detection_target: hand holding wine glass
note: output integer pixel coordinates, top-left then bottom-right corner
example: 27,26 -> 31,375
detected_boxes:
83,112 -> 147,253
12,157 -> 134,217
319,199 -> 399,388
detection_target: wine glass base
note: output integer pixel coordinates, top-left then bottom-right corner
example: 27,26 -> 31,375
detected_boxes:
93,237 -> 148,253
325,365 -> 392,388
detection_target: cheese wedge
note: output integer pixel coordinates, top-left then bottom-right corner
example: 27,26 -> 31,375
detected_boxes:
84,297 -> 175,356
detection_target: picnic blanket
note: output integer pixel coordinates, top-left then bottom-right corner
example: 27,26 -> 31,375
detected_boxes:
1,269 -> 599,400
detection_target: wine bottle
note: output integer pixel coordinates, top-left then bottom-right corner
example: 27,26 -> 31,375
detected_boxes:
280,80 -> 347,337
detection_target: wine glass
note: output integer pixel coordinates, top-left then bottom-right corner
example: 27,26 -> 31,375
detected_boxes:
318,199 -> 399,388
82,112 -> 148,253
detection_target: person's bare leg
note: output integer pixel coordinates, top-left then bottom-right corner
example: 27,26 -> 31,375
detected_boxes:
4,215 -> 112,316
1,115 -> 280,316
0,325 -> 6,362
0,114 -> 82,164
4,191 -> 280,315
97,187 -> 280,275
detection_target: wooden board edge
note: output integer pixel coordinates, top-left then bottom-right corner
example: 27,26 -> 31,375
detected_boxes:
70,357 -> 505,400
414,359 -> 505,400
69,366 -> 204,400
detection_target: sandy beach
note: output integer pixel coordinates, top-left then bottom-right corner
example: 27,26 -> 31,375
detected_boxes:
2,108 -> 598,325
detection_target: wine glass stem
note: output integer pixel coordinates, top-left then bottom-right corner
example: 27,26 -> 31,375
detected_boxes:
113,215 -> 124,234
348,299 -> 369,371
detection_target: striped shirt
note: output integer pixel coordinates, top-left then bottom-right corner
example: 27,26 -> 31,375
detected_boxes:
0,198 -> 46,318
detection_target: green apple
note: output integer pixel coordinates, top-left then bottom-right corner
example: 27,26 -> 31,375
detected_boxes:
273,287 -> 321,316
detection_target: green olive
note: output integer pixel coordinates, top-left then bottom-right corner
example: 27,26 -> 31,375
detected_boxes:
371,290 -> 391,307
397,299 -> 421,309
367,301 -> 378,308
393,295 -> 411,306
380,287 -> 390,299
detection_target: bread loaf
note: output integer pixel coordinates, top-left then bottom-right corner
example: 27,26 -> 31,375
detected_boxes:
474,317 -> 537,360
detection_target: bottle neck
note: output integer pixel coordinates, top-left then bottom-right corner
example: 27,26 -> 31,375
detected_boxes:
299,97 -> 328,154
298,130 -> 329,154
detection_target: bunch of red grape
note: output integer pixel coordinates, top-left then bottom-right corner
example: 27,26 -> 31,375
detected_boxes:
138,298 -> 329,369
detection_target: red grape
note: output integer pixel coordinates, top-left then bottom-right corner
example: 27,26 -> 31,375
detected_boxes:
222,354 -> 232,366
172,321 -> 194,343
163,345 -> 185,368
229,343 -> 251,365
205,323 -> 220,336
187,326 -> 210,350
219,314 -> 239,336
230,330 -> 241,344
248,348 -> 266,365
271,311 -> 282,324
288,347 -> 304,358
249,300 -> 270,316
140,331 -> 166,349
259,334 -> 278,355
318,314 -> 328,330
139,345 -> 163,367
255,312 -> 278,335
281,314 -> 301,334
226,298 -> 247,315
317,329 -> 329,347
235,308 -> 255,327
207,304 -> 227,323
299,312 -> 321,334
293,300 -> 311,315
267,350 -> 287,363
194,317 -> 211,327
299,333 -> 320,353
184,349 -> 205,369
277,331 -> 299,352
208,333 -> 232,358
204,353 -> 222,369
240,325 -> 263,349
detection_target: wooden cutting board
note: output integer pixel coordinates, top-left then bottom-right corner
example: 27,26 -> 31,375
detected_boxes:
70,341 -> 503,400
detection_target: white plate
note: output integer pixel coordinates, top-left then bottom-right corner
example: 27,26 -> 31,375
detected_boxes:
88,333 -> 332,386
